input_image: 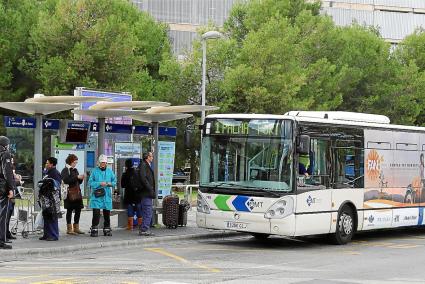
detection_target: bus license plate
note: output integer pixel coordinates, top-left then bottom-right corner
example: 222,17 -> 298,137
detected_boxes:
225,221 -> 248,229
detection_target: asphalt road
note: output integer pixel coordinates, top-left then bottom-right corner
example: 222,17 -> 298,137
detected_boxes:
2,227 -> 425,284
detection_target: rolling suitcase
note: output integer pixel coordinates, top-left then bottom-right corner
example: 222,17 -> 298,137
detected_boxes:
162,195 -> 179,229
178,200 -> 190,227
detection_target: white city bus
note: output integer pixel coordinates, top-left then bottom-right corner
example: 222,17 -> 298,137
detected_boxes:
197,111 -> 425,244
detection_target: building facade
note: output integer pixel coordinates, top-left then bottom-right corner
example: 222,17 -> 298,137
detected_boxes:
132,0 -> 425,56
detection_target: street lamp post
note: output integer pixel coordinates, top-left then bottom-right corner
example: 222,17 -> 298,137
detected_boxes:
201,31 -> 223,126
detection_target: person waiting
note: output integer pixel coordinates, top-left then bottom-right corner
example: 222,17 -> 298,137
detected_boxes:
89,154 -> 116,237
121,159 -> 142,230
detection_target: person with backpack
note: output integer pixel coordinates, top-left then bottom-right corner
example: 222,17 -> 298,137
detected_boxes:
39,157 -> 62,241
121,159 -> 142,230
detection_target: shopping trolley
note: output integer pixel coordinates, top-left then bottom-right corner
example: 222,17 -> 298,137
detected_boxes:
10,187 -> 41,238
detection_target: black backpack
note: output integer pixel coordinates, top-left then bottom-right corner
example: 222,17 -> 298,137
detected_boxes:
128,169 -> 141,192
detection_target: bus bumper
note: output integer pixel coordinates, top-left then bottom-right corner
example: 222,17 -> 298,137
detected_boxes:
203,210 -> 271,233
197,211 -> 296,236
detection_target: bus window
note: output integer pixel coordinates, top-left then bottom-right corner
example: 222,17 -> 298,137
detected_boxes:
309,138 -> 331,188
333,142 -> 364,189
367,141 -> 391,149
396,143 -> 418,151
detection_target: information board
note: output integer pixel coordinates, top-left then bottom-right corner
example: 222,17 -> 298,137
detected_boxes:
157,141 -> 175,198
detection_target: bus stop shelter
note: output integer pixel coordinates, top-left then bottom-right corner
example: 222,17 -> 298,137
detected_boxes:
0,95 -> 107,206
75,102 -> 218,224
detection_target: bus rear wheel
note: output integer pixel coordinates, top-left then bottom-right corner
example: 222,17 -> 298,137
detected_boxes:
331,205 -> 355,245
251,233 -> 270,240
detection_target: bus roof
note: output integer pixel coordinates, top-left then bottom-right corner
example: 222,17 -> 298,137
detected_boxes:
206,112 -> 425,132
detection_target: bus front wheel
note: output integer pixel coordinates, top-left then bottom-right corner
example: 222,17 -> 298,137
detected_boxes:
331,205 -> 355,245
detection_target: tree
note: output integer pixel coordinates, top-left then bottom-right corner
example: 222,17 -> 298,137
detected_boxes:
176,0 -> 424,125
19,0 -> 177,102
389,30 -> 425,125
0,0 -> 40,103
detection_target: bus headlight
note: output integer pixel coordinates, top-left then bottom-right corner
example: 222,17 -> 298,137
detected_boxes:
264,197 -> 294,219
197,193 -> 210,214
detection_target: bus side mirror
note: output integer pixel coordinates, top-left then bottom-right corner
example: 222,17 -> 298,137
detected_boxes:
297,135 -> 310,155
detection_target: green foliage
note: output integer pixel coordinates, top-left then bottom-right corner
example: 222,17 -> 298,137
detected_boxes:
32,0 -> 172,99
0,0 -> 177,103
176,0 -> 425,126
0,0 -> 39,102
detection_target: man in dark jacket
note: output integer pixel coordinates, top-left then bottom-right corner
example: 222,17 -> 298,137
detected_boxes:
138,152 -> 155,236
0,136 -> 15,249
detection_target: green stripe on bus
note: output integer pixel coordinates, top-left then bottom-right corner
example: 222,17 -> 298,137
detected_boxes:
214,195 -> 232,211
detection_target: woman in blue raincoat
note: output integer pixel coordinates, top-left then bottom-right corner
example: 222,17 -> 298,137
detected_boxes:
88,154 -> 116,237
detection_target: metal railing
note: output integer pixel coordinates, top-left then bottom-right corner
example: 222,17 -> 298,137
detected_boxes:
171,184 -> 198,210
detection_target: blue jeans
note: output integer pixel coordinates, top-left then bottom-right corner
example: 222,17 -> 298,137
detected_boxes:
140,197 -> 153,232
127,203 -> 142,218
44,218 -> 59,240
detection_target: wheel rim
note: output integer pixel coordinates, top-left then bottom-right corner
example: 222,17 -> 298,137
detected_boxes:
341,213 -> 353,236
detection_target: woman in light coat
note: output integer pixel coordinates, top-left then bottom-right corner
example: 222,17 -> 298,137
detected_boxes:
88,154 -> 116,237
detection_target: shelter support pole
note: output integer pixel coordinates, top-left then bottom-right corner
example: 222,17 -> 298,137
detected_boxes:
153,122 -> 159,226
98,117 -> 105,156
34,114 -> 43,211
201,39 -> 207,126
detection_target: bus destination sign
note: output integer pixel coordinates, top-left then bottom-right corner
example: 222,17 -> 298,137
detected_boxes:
210,119 -> 280,136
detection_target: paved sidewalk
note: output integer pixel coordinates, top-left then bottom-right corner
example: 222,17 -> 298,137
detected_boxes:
3,208 -> 238,260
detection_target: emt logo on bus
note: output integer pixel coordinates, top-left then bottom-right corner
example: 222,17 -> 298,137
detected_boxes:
366,149 -> 383,180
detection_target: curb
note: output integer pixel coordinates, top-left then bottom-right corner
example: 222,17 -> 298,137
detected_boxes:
1,231 -> 243,260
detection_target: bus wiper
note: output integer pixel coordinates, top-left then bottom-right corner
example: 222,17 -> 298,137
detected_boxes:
209,182 -> 246,188
252,188 -> 283,197
205,183 -> 285,197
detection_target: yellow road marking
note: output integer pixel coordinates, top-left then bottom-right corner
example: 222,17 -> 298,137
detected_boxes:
18,275 -> 50,280
342,251 -> 361,255
1,267 -> 124,272
351,240 -> 368,245
171,247 -> 264,252
370,242 -> 396,247
145,247 -> 221,273
388,244 -> 422,249
31,278 -> 77,284
0,275 -> 49,283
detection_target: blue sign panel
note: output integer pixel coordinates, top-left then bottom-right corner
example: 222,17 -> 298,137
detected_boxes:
134,125 -> 152,135
159,127 -> 177,137
76,89 -> 132,125
43,119 -> 60,130
67,121 -> 91,130
90,122 -> 99,132
90,122 -> 132,133
4,116 -> 36,128
134,126 -> 176,137
105,123 -> 132,134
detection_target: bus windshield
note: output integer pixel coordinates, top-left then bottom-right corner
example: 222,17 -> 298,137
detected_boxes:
200,119 -> 293,193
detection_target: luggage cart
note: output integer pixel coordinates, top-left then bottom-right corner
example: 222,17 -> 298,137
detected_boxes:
10,187 -> 41,238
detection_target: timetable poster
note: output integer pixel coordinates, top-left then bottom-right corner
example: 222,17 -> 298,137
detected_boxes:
158,141 -> 176,197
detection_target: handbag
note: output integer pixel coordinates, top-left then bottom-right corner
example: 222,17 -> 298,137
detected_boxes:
93,188 -> 105,198
67,184 -> 82,201
60,181 -> 68,200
